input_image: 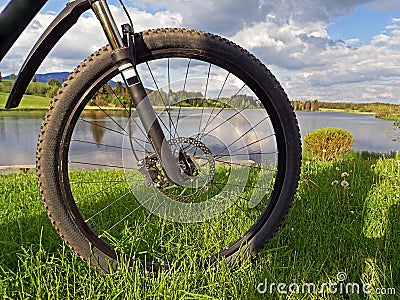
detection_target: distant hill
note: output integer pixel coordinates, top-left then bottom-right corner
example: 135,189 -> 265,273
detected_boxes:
35,72 -> 70,83
2,72 -> 121,87
3,72 -> 70,83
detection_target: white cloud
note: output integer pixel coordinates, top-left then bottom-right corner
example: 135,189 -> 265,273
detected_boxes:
122,0 -> 399,103
228,3 -> 400,103
0,5 -> 182,74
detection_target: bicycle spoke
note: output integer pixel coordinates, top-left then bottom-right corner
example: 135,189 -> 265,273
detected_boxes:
212,115 -> 270,158
99,194 -> 157,238
69,179 -> 127,185
85,190 -> 132,223
77,118 -> 150,154
212,181 -> 273,192
71,139 -> 145,152
167,58 -> 172,138
218,134 -> 277,158
200,100 -> 257,138
195,63 -> 212,141
71,181 -> 127,205
118,195 -> 166,245
210,181 -> 257,223
199,72 -> 230,141
105,83 -> 151,141
68,161 -> 132,170
78,118 -> 127,136
216,151 -> 278,158
145,61 -> 179,140
90,99 -> 129,134
173,58 -> 191,141
214,159 -> 276,171
197,83 -> 246,137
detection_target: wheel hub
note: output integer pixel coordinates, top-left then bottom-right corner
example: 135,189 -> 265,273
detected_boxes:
142,137 -> 216,201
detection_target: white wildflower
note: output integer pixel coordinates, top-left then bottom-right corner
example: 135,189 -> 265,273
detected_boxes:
341,180 -> 349,189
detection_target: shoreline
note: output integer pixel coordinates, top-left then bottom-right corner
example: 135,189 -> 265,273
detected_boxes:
297,108 -> 399,122
1,102 -> 399,122
318,108 -> 375,115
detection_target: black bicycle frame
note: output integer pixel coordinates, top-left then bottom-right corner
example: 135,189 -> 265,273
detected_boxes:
0,0 -> 187,184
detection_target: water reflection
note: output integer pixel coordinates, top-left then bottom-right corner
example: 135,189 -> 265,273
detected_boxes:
0,111 -> 45,166
91,119 -> 106,145
296,111 -> 399,153
0,110 -> 399,167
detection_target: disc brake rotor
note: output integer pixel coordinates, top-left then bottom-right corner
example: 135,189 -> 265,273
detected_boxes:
143,137 -> 216,202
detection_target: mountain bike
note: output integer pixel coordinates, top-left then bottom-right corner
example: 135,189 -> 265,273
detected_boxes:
0,0 -> 302,272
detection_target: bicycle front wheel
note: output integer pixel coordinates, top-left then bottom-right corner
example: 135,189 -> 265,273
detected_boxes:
37,28 -> 301,272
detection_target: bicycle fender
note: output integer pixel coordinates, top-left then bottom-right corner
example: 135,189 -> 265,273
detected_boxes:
5,0 -> 91,108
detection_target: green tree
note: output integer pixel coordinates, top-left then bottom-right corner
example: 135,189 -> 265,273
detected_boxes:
305,100 -> 312,111
112,81 -> 129,107
311,100 -> 320,111
92,83 -> 112,106
47,79 -> 61,87
26,82 -> 51,96
46,86 -> 59,98
115,81 -> 123,95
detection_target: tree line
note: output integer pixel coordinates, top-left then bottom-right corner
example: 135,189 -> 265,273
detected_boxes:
0,77 -> 62,98
1,78 -> 258,109
2,75 -> 398,120
291,99 -> 400,120
90,81 -> 259,109
291,100 -> 320,111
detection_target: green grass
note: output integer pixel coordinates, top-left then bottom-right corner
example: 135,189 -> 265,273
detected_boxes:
319,108 -> 375,115
0,151 -> 399,299
0,93 -> 126,112
0,92 -> 51,110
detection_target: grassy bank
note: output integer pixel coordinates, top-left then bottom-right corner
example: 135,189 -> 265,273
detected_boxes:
319,108 -> 400,122
0,92 -> 158,112
319,107 -> 400,122
0,151 -> 399,299
0,92 -> 51,110
319,107 -> 375,115
318,107 -> 400,122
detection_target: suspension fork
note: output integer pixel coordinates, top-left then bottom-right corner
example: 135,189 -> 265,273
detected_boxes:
91,0 -> 187,184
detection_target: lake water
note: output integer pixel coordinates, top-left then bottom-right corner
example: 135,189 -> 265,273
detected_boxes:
0,110 -> 398,166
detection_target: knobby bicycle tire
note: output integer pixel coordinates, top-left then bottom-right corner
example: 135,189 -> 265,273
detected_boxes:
37,28 -> 302,272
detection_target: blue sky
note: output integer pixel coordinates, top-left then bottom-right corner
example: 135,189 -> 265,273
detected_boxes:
327,3 -> 400,44
0,0 -> 399,104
